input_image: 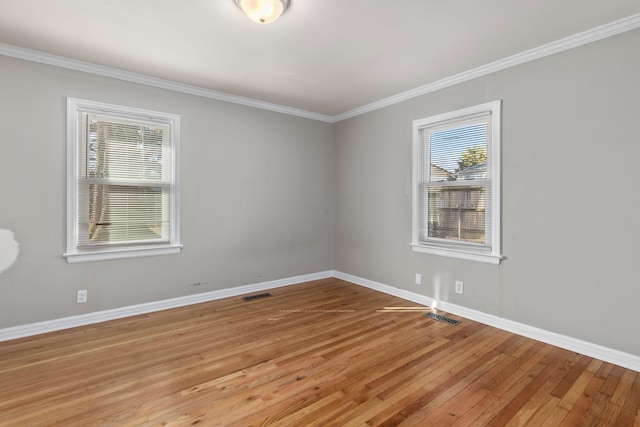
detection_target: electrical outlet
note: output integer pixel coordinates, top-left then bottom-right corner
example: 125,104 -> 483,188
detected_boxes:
455,281 -> 464,294
415,273 -> 422,285
77,289 -> 87,304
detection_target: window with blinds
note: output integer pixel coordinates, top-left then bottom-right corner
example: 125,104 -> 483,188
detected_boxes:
65,98 -> 181,263
411,101 -> 502,264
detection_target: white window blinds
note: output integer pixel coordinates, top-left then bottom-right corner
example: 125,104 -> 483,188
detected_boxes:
77,115 -> 171,246
421,115 -> 492,248
412,101 -> 502,264
66,98 -> 181,263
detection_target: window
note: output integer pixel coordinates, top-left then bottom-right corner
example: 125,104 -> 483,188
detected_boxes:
65,98 -> 181,263
411,101 -> 502,264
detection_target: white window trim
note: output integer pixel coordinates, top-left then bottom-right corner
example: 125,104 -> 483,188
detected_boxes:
411,100 -> 502,265
64,98 -> 182,263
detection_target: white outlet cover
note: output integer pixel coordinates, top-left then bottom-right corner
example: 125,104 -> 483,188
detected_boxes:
455,281 -> 464,294
77,290 -> 88,303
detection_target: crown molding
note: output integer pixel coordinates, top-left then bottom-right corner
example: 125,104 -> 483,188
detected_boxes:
332,13 -> 640,122
0,42 -> 334,123
1,13 -> 638,124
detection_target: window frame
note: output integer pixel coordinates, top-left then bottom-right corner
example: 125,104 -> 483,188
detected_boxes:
411,100 -> 502,264
64,98 -> 182,263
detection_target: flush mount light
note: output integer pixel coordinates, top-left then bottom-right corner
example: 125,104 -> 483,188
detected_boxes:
235,0 -> 290,24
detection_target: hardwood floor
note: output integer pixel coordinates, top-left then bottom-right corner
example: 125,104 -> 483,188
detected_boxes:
0,278 -> 638,426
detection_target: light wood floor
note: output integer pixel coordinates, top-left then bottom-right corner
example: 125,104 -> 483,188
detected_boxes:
0,278 -> 638,426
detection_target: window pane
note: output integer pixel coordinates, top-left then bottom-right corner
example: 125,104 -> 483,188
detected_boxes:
426,187 -> 486,244
87,117 -> 168,182
429,122 -> 487,182
80,184 -> 169,245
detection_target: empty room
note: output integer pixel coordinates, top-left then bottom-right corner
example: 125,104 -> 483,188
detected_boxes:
1,1 -> 639,425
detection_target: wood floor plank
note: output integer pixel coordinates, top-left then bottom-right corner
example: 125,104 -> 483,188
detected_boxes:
561,372 -> 605,425
0,278 -> 638,426
505,348 -> 582,426
489,349 -> 583,426
613,370 -> 640,426
522,395 -> 563,426
389,352 -> 508,426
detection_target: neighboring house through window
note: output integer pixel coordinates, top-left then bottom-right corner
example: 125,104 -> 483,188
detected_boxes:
65,98 -> 181,263
411,101 -> 502,264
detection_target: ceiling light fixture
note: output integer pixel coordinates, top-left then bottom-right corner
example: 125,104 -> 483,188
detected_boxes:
235,0 -> 290,24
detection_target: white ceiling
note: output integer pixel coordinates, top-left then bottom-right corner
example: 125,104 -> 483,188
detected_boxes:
0,1 -> 639,118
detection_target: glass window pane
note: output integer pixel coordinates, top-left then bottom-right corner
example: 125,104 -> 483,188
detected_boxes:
427,187 -> 486,244
429,122 -> 487,182
84,184 -> 168,245
87,118 -> 167,181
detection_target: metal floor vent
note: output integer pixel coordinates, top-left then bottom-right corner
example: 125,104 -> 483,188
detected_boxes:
242,293 -> 272,302
425,312 -> 460,325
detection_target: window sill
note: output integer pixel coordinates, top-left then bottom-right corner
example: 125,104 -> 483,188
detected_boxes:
64,244 -> 182,263
411,243 -> 503,265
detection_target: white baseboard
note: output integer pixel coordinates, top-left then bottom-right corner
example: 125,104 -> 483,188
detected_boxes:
0,271 -> 333,343
3,269 -> 638,373
333,271 -> 640,373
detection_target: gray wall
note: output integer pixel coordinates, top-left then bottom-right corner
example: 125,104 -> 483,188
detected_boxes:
1,28 -> 639,359
333,28 -> 640,356
0,56 -> 334,328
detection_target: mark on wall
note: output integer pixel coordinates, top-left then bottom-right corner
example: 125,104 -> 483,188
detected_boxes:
0,229 -> 20,274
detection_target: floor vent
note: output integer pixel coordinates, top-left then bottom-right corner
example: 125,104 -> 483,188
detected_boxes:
242,293 -> 272,302
425,312 -> 460,325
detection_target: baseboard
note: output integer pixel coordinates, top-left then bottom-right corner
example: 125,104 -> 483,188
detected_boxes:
3,269 -> 639,373
333,270 -> 640,373
0,270 -> 333,343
